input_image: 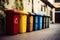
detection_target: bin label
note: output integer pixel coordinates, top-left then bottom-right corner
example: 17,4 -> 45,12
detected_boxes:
14,18 -> 18,24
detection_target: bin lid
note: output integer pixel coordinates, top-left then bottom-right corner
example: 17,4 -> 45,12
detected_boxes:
28,12 -> 34,15
5,10 -> 20,14
44,15 -> 50,17
46,16 -> 50,17
18,10 -> 28,15
34,13 -> 44,16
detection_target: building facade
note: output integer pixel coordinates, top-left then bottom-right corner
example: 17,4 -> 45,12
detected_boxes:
0,0 -> 55,23
54,1 -> 60,23
23,0 -> 55,24
41,0 -> 55,23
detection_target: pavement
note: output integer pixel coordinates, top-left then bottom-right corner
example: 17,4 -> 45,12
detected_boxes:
0,24 -> 60,40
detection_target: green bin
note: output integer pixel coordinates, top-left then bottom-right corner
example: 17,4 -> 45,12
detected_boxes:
45,16 -> 50,28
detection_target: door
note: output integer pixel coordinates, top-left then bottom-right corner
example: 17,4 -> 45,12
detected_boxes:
55,13 -> 60,23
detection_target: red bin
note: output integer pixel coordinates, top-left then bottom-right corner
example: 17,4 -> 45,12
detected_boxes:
5,10 -> 19,35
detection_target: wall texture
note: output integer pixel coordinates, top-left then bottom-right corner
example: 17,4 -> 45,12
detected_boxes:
54,3 -> 60,8
23,0 -> 32,12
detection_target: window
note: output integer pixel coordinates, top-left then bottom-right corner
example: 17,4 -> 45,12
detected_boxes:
41,5 -> 46,12
28,0 -> 30,3
55,8 -> 60,11
44,6 -> 47,12
41,5 -> 43,11
55,0 -> 60,2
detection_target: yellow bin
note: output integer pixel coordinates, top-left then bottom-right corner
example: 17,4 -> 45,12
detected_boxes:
18,11 -> 28,33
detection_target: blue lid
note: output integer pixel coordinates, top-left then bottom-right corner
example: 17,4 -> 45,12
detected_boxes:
34,12 -> 44,16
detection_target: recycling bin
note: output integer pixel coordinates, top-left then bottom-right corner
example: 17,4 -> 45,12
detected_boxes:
27,13 -> 34,32
45,16 -> 48,28
0,11 -> 6,36
48,16 -> 50,28
38,15 -> 43,30
18,11 -> 28,33
33,14 -> 39,31
45,16 -> 50,28
42,16 -> 46,29
5,10 -> 19,35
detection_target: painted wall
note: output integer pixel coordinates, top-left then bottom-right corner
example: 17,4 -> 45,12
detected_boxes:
48,0 -> 55,5
54,3 -> 60,8
33,0 -> 47,15
52,8 -> 55,23
23,0 -> 48,15
4,0 -> 55,18
47,5 -> 51,16
47,5 -> 55,23
3,0 -> 55,23
23,0 -> 32,12
4,0 -> 15,9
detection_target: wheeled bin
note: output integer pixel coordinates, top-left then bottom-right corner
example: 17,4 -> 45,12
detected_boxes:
45,16 -> 50,28
38,15 -> 43,30
42,15 -> 46,29
48,16 -> 50,28
0,11 -> 6,36
18,11 -> 28,33
33,14 -> 39,31
5,10 -> 19,35
27,12 -> 34,32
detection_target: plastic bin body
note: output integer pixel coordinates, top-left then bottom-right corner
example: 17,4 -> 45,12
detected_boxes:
38,15 -> 42,30
42,16 -> 46,29
33,15 -> 38,31
46,17 -> 48,28
46,17 -> 49,28
13,15 -> 19,34
0,17 -> 6,36
48,17 -> 49,28
19,11 -> 28,33
27,15 -> 33,32
5,10 -> 19,35
0,21 -> 3,35
0,11 -> 6,36
46,17 -> 50,28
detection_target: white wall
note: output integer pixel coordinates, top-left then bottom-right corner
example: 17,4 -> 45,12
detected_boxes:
4,0 -> 15,9
23,0 -> 32,13
33,0 -> 39,13
23,0 -> 47,15
4,0 -> 53,17
52,8 -> 55,23
47,5 -> 51,16
33,0 -> 47,15
54,3 -> 60,8
48,0 -> 55,5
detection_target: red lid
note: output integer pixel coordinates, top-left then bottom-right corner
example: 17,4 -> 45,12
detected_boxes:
5,10 -> 20,14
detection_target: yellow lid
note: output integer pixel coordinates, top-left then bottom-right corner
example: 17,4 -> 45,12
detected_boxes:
19,10 -> 28,14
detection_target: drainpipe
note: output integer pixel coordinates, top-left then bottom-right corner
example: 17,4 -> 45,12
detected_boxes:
32,0 -> 34,13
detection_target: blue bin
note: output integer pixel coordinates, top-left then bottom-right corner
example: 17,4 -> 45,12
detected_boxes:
33,15 -> 39,31
38,15 -> 43,30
